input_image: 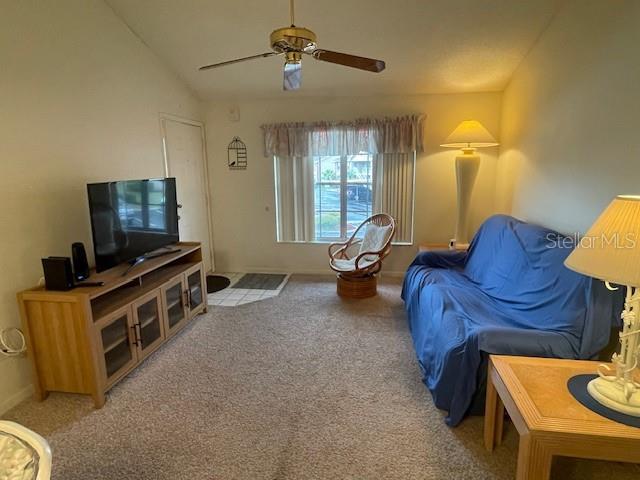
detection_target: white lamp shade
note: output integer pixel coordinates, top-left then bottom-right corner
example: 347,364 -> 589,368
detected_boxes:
441,120 -> 499,148
564,195 -> 640,286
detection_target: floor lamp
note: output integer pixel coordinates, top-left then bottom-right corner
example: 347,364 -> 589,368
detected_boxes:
441,120 -> 499,248
565,195 -> 640,415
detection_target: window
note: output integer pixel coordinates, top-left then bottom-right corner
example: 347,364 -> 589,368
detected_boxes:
274,152 -> 414,244
267,115 -> 423,245
313,154 -> 373,240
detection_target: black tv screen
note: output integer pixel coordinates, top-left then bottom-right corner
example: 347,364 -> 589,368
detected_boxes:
88,178 -> 179,272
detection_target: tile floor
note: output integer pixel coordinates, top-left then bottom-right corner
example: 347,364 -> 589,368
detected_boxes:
207,272 -> 290,307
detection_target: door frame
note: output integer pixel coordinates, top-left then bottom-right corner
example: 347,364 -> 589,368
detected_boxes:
159,113 -> 215,272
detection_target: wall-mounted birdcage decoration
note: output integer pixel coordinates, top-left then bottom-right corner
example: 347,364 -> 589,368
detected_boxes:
227,136 -> 247,170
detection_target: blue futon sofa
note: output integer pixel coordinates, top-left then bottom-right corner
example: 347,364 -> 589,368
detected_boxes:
402,215 -> 621,426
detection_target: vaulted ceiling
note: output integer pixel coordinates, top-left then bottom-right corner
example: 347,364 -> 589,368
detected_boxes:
105,0 -> 560,100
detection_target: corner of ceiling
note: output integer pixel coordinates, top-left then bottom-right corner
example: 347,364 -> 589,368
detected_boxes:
102,0 -> 205,105
499,0 -> 565,97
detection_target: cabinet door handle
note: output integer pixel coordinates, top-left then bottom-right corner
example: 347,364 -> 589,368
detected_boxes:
130,325 -> 139,346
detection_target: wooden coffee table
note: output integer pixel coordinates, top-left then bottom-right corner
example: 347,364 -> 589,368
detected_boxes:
484,355 -> 640,480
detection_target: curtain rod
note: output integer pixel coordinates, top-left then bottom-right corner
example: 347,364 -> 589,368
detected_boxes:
261,114 -> 425,130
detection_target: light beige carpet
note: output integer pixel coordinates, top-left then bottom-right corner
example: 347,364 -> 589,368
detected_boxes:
4,275 -> 639,479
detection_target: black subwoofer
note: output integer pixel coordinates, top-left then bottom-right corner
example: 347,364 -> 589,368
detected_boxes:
41,257 -> 75,291
71,242 -> 90,281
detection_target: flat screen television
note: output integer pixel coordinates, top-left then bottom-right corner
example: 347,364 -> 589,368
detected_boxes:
88,178 -> 179,273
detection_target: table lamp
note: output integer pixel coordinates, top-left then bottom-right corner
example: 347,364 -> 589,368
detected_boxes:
564,195 -> 640,416
441,120 -> 499,247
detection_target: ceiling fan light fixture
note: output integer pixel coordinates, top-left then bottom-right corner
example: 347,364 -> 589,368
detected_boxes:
283,61 -> 302,91
270,27 -> 317,53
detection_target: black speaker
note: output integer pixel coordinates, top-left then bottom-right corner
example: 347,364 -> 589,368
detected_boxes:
71,242 -> 90,281
41,257 -> 75,291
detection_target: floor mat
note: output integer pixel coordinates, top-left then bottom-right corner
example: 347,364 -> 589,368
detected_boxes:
231,273 -> 287,290
206,275 -> 231,293
208,273 -> 290,307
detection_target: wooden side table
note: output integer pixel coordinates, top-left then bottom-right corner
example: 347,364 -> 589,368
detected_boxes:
485,355 -> 640,480
418,243 -> 468,252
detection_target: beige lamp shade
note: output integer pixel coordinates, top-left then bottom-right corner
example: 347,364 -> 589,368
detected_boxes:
441,120 -> 499,148
564,195 -> 640,286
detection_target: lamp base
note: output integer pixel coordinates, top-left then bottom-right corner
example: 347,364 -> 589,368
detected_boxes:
454,154 -> 480,245
587,376 -> 640,417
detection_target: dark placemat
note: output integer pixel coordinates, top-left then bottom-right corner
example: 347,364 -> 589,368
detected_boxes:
567,374 -> 640,428
206,275 -> 231,293
232,273 -> 287,290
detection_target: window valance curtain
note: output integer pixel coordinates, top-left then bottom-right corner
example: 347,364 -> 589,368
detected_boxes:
261,115 -> 425,158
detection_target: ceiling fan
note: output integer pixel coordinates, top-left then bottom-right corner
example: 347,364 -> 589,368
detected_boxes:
198,0 -> 386,91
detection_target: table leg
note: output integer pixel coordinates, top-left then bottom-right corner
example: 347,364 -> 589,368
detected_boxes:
92,390 -> 105,409
484,365 -> 504,451
495,398 -> 504,447
516,434 -> 552,480
34,388 -> 48,402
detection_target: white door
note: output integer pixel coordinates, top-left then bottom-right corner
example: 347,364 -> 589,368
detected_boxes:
161,115 -> 214,272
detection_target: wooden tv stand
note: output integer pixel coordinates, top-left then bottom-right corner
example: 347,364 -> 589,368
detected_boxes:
17,242 -> 207,408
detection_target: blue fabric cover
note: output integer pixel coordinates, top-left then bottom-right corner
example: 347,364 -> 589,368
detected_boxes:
402,215 -> 622,426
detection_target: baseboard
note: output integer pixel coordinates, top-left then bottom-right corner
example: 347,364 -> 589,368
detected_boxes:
0,383 -> 34,416
377,271 -> 405,278
220,267 -> 406,278
290,270 -> 406,279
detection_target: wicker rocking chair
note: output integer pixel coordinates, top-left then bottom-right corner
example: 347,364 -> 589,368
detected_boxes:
328,213 -> 396,298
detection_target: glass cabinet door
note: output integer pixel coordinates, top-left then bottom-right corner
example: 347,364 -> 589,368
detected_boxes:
98,307 -> 137,385
186,265 -> 205,315
132,292 -> 165,359
161,277 -> 188,337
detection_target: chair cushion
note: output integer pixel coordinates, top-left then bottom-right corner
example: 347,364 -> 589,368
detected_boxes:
358,223 -> 392,260
0,431 -> 38,480
330,257 -> 378,272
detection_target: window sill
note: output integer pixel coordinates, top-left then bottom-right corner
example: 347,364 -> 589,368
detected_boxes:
276,240 -> 414,246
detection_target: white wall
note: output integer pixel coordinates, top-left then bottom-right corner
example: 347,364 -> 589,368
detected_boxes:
496,0 -> 640,233
204,93 -> 501,275
0,0 -> 201,413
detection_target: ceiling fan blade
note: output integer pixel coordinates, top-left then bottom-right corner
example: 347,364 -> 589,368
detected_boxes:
311,49 -> 385,73
283,62 -> 302,91
199,52 -> 278,71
